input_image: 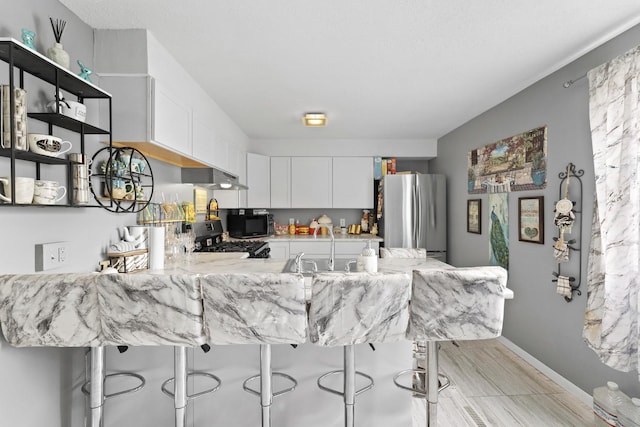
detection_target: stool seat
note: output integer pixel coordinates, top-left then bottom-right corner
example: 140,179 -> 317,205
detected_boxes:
0,273 -> 149,427
407,267 -> 509,427
309,271 -> 411,427
200,273 -> 307,427
97,273 -> 216,427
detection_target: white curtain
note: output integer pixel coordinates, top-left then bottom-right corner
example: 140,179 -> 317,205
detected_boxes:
584,45 -> 640,375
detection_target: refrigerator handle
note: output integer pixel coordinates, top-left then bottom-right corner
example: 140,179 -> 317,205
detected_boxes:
414,179 -> 421,247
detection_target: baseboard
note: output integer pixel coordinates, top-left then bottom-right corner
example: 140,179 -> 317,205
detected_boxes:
497,336 -> 592,407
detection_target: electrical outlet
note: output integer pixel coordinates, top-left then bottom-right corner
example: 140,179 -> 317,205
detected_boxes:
340,218 -> 346,227
35,242 -> 69,271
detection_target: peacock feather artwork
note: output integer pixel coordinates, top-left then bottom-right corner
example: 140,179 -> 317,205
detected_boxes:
488,193 -> 509,269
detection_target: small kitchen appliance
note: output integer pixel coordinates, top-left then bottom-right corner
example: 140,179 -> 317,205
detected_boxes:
227,213 -> 274,239
191,219 -> 270,258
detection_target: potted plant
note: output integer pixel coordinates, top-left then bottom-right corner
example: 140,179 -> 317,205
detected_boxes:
530,151 -> 546,186
468,168 -> 475,192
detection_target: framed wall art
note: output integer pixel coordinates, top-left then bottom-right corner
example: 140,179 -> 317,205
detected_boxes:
467,199 -> 481,234
467,125 -> 548,193
518,196 -> 544,244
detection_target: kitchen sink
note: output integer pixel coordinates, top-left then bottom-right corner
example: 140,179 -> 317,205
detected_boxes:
282,257 -> 355,275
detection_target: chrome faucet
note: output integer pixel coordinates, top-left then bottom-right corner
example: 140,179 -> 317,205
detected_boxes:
294,252 -> 305,273
314,224 -> 335,271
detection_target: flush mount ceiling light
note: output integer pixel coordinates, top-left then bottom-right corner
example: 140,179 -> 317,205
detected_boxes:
302,112 -> 327,127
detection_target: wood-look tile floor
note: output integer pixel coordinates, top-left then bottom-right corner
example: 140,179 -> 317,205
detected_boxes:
412,339 -> 594,426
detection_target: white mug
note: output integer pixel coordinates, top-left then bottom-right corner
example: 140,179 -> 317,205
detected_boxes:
27,133 -> 72,157
0,176 -> 34,204
33,180 -> 66,205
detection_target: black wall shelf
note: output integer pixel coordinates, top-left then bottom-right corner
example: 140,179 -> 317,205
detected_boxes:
0,38 -> 110,99
28,113 -> 109,134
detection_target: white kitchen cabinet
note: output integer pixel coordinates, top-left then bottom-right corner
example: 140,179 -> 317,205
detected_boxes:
270,157 -> 291,208
192,113 -> 219,167
289,241 -> 332,258
288,240 -> 379,259
333,157 -> 374,208
268,241 -> 290,260
291,157 -> 332,208
99,75 -> 194,157
246,152 -> 270,208
153,79 -> 192,155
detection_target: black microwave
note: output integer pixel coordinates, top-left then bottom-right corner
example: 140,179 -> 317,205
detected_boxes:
227,213 -> 274,238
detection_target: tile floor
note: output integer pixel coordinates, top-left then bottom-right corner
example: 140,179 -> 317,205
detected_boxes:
414,339 -> 594,426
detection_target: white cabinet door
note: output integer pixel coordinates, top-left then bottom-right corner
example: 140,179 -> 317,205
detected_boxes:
291,157 -> 332,208
268,242 -> 290,260
270,157 -> 291,208
332,157 -> 373,208
335,241 -> 379,257
152,79 -> 192,155
289,241 -> 332,258
192,114 -> 216,166
246,152 -> 270,208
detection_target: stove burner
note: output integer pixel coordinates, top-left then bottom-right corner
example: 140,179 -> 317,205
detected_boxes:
190,220 -> 270,258
197,240 -> 270,258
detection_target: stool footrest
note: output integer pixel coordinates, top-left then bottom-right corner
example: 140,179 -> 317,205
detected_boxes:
82,372 -> 146,399
242,372 -> 298,398
317,370 -> 374,397
161,372 -> 222,401
392,369 -> 450,394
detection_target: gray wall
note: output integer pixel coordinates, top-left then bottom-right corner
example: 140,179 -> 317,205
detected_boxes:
0,1 -> 196,426
431,24 -> 640,397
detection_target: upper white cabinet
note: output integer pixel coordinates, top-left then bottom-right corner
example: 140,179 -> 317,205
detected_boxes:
193,113 -> 221,168
152,79 -> 191,155
332,157 -> 373,208
270,157 -> 291,208
95,29 -> 249,170
291,157 -> 332,208
246,152 -> 270,208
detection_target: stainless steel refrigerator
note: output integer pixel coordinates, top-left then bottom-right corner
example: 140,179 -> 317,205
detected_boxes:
379,174 -> 447,262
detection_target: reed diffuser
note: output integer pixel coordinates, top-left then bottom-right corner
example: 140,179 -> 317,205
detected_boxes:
46,18 -> 70,69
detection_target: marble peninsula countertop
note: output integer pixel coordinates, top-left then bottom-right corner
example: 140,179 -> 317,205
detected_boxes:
160,252 -> 443,275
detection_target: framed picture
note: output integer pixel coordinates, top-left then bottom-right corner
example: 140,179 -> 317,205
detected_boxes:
518,196 -> 544,244
467,199 -> 481,234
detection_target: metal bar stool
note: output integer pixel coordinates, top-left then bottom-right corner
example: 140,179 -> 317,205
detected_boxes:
308,271 -> 412,427
407,267 -> 509,427
96,273 -> 219,427
0,273 -> 145,427
81,345 -> 146,427
380,247 -> 452,397
199,273 -> 307,427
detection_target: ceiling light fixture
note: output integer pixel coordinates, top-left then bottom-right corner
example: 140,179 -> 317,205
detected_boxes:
303,112 -> 327,127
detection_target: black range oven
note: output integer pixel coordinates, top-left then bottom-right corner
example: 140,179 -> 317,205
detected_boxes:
189,220 -> 270,259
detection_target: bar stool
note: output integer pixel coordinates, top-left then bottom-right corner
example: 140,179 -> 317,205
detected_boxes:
96,273 -> 219,427
380,247 -> 452,396
199,273 -> 307,427
0,273 -> 145,427
308,271 -> 412,427
407,267 -> 508,426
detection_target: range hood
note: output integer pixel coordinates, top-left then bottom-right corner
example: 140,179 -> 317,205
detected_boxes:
181,167 -> 248,190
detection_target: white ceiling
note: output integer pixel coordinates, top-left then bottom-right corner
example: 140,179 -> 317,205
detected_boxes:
61,0 -> 640,140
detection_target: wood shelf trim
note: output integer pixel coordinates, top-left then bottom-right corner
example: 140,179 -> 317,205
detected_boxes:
107,141 -> 209,168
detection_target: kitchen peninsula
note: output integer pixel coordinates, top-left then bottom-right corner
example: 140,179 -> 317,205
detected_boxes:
0,254 -> 512,427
